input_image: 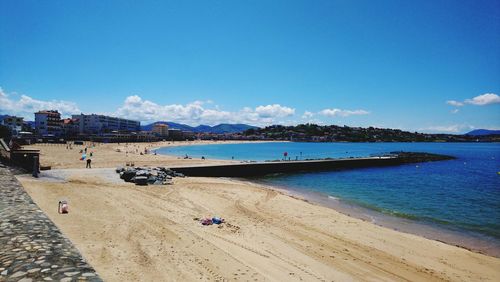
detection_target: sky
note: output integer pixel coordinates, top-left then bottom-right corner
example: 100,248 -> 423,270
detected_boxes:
0,0 -> 499,133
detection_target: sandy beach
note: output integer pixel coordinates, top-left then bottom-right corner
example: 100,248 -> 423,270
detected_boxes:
15,141 -> 500,281
25,140 -> 255,169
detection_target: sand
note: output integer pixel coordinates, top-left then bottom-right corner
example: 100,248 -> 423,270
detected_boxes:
24,140 -> 253,169
16,141 -> 500,281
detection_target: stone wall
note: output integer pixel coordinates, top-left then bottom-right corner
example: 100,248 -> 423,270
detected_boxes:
0,164 -> 101,281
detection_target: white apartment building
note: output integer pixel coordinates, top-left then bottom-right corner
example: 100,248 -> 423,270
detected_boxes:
35,110 -> 62,137
71,114 -> 140,134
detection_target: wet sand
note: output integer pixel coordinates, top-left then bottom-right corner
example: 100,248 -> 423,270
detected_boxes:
263,183 -> 500,258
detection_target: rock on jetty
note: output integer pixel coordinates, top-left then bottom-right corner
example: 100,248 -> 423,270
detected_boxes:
116,166 -> 184,186
0,164 -> 101,281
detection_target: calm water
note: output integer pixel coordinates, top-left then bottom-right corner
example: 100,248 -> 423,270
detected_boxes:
159,142 -> 500,254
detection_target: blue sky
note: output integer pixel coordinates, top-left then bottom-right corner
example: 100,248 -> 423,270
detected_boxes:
1,0 -> 499,133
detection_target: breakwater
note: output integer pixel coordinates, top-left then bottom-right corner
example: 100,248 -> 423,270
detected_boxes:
171,152 -> 454,177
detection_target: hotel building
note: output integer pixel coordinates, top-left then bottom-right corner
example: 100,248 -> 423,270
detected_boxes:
71,114 -> 140,134
35,110 -> 62,137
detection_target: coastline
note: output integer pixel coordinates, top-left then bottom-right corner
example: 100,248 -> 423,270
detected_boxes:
149,139 -> 287,151
242,178 -> 500,258
15,141 -> 500,281
157,141 -> 500,257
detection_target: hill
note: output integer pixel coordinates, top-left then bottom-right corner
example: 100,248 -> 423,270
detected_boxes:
242,124 -> 499,142
209,124 -> 258,134
466,129 -> 500,136
141,122 -> 258,134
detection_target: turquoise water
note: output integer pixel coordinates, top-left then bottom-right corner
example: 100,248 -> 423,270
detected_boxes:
158,142 -> 500,252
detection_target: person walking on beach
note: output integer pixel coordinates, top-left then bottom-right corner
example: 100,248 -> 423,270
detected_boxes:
86,158 -> 92,168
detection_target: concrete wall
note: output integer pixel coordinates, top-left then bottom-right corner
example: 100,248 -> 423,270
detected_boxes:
171,157 -> 401,177
0,138 -> 40,172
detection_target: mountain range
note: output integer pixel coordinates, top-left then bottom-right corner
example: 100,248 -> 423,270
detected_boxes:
465,129 -> 500,136
140,122 -> 258,134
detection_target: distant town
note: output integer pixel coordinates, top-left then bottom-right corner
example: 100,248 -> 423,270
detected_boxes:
0,110 -> 499,144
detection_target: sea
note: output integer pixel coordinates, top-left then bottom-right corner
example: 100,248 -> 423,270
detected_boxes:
157,142 -> 500,256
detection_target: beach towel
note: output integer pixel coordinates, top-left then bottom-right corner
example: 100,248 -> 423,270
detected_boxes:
201,218 -> 213,225
212,217 -> 224,224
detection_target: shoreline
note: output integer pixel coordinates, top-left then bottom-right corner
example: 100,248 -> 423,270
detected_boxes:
150,139 -> 287,151
242,178 -> 500,258
155,142 -> 500,258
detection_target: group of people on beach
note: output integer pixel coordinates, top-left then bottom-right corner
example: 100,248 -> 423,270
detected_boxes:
122,143 -> 156,156
76,145 -> 93,168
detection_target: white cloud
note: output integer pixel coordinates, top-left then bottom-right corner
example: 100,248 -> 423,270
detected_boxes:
0,87 -> 80,119
255,104 -> 295,118
464,93 -> 500,106
446,93 -> 500,108
451,109 -> 459,114
319,108 -> 370,117
446,100 -> 464,107
301,111 -> 314,119
0,87 -> 380,127
115,95 -> 296,126
116,95 -> 208,124
420,124 -> 474,133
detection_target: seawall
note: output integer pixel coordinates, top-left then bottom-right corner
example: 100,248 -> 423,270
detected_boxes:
171,152 -> 455,177
0,164 -> 101,281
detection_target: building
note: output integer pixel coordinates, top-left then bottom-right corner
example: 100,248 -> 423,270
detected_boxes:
62,118 -> 80,137
137,131 -> 157,141
35,110 -> 62,137
182,131 -> 196,140
152,123 -> 169,137
71,114 -> 140,135
1,116 -> 24,136
167,129 -> 183,140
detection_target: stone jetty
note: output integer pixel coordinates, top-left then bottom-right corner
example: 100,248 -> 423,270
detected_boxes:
170,152 -> 455,177
0,164 -> 101,282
